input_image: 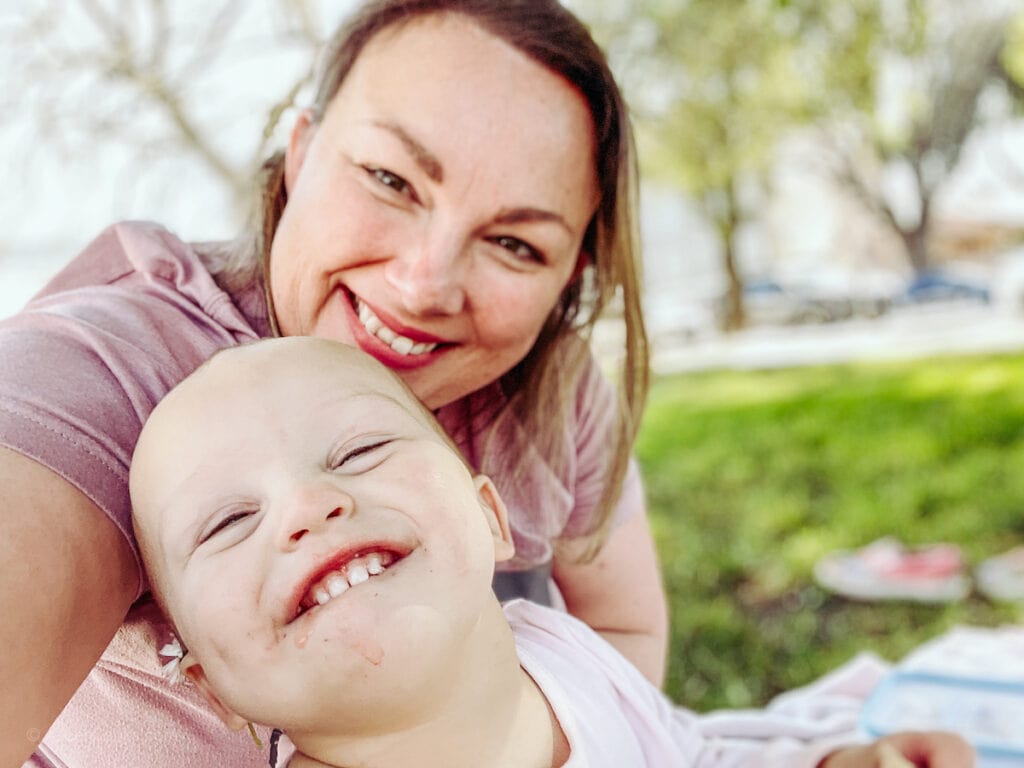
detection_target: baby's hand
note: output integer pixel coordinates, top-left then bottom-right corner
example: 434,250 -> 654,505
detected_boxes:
819,731 -> 975,767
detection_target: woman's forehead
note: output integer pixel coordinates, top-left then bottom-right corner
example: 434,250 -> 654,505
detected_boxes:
320,13 -> 599,217
333,14 -> 594,141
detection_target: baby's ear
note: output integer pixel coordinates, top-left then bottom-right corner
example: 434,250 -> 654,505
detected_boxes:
473,475 -> 515,563
180,653 -> 248,732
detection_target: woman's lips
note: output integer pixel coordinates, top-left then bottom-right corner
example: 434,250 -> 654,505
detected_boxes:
340,290 -> 449,370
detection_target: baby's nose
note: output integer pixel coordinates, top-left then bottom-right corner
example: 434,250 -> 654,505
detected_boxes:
277,483 -> 353,549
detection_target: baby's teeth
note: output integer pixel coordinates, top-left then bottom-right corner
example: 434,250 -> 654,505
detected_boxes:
358,302 -> 371,323
376,326 -> 397,344
304,552 -> 394,613
326,574 -> 349,598
347,564 -> 370,586
390,337 -> 414,355
366,553 -> 384,575
411,342 -> 429,355
364,315 -> 382,334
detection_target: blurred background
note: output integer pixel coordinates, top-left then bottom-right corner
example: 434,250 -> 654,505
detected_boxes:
2,0 -> 1022,711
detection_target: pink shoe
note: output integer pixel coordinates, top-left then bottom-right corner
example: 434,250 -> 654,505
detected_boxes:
976,547 -> 1024,603
813,537 -> 970,603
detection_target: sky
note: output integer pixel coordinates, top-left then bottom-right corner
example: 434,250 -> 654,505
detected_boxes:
0,1 -> 357,244
0,0 -> 362,315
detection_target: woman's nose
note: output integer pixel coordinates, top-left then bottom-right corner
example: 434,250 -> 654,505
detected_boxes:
385,233 -> 467,316
276,481 -> 353,550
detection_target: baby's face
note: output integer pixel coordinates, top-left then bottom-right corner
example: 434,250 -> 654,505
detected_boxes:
130,339 -> 511,731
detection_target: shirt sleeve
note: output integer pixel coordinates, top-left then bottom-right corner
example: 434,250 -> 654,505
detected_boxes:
0,223 -> 259,597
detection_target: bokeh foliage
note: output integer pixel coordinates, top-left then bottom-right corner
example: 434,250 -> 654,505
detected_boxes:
576,0 -> 1024,326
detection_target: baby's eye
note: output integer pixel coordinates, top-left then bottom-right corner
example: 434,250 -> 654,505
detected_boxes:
365,167 -> 415,199
489,235 -> 545,265
330,439 -> 391,470
199,510 -> 254,545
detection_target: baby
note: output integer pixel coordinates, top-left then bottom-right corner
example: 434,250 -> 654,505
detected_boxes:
129,338 -> 973,768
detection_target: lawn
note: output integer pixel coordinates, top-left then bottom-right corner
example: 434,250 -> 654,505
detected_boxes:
637,351 -> 1024,711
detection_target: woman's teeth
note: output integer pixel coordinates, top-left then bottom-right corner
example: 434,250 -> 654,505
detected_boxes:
355,299 -> 437,356
304,552 -> 392,612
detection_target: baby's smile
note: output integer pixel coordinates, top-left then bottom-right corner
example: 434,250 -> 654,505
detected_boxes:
291,546 -> 410,622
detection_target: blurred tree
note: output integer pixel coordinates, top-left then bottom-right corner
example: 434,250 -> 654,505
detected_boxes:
1,0 -> 332,225
579,0 -> 806,329
984,12 -> 1024,189
811,0 -> 1024,275
579,0 -> 886,330
579,0 -> 1024,328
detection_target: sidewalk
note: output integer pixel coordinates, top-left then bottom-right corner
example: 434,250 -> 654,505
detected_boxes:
649,304 -> 1024,375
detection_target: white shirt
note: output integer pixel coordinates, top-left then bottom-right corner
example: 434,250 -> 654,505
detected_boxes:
508,600 -> 877,768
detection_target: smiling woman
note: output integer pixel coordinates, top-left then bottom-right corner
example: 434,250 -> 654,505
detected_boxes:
263,12 -> 617,410
267,17 -> 598,405
0,2 -> 663,766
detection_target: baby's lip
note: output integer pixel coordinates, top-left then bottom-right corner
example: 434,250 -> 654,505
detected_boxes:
282,539 -> 414,625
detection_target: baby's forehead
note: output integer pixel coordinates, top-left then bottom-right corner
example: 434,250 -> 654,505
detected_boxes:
142,347 -> 439,469
133,339 -> 449,493
168,343 -> 411,413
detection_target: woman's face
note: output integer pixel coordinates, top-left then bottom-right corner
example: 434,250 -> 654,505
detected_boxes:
269,14 -> 599,409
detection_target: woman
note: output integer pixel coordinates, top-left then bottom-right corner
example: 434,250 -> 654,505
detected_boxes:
0,1 -> 666,765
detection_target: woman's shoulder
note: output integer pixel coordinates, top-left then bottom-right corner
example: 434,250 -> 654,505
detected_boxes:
32,221 -> 202,295
18,220 -> 269,338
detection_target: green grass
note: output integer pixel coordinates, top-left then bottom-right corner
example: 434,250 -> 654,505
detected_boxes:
638,352 -> 1024,711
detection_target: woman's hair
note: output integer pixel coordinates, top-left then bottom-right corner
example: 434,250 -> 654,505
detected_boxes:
221,0 -> 648,561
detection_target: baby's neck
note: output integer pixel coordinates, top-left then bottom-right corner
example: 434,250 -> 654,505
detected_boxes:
286,601 -> 568,768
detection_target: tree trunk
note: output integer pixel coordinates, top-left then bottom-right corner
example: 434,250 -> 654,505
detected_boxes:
718,179 -> 746,332
721,229 -> 745,331
900,196 -> 932,275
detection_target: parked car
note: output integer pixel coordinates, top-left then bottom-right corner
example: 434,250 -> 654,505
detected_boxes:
719,279 -> 854,327
897,270 -> 991,305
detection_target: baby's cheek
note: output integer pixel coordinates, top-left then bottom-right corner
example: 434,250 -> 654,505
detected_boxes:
188,596 -> 254,659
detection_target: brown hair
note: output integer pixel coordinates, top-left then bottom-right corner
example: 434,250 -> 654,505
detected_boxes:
225,0 -> 648,561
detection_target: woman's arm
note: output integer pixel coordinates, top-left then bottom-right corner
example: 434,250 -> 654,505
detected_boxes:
552,510 -> 668,687
0,447 -> 138,767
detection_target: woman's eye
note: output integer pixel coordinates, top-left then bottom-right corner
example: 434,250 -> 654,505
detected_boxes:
490,236 -> 545,265
199,511 -> 253,545
367,167 -> 414,199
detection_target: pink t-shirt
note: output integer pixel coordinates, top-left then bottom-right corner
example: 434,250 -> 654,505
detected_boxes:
0,222 -> 642,766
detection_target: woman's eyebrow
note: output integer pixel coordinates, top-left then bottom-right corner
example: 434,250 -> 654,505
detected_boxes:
371,121 -> 573,235
374,120 -> 444,182
493,207 -> 573,235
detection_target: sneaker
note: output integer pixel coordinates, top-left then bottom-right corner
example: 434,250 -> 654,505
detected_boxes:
813,537 -> 970,603
976,547 -> 1024,603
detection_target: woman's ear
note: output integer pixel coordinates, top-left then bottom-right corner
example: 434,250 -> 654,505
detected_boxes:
473,475 -> 515,563
284,108 -> 318,194
180,653 -> 248,732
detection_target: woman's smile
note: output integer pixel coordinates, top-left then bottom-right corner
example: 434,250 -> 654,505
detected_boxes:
342,289 -> 448,370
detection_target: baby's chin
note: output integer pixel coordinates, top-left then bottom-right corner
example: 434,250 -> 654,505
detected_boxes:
259,602 -> 499,733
